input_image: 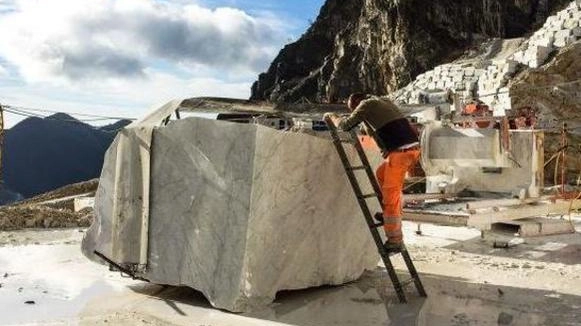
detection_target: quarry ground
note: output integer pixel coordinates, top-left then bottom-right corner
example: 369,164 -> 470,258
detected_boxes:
1,221 -> 580,326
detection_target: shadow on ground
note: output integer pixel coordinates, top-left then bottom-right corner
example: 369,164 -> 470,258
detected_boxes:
443,228 -> 581,265
131,269 -> 581,326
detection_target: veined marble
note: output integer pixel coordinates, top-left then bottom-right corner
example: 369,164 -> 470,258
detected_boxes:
82,108 -> 380,312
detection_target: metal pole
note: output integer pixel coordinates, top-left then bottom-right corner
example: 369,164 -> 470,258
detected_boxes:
0,103 -> 4,184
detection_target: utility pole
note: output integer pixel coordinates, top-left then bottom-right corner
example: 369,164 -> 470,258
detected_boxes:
0,103 -> 4,184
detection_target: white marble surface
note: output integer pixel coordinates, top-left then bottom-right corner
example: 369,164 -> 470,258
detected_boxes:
83,117 -> 379,312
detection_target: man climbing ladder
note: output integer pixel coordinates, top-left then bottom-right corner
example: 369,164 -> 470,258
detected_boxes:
325,95 -> 426,303
327,93 -> 420,251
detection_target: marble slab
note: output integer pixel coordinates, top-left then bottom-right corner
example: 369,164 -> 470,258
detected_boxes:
82,112 -> 379,312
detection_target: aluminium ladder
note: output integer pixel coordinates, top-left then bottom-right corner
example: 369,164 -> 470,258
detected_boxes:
324,115 -> 427,303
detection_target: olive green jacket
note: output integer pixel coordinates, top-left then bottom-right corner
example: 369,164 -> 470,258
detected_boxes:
338,97 -> 404,132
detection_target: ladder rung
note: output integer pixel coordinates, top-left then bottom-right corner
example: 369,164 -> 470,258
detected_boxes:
348,166 -> 366,171
359,193 -> 377,199
370,222 -> 383,228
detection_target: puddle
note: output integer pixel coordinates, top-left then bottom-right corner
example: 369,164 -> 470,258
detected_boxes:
0,243 -> 141,325
0,280 -> 119,324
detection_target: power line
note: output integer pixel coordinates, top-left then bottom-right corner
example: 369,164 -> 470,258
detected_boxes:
3,104 -> 136,121
4,106 -> 123,122
1,106 -> 133,133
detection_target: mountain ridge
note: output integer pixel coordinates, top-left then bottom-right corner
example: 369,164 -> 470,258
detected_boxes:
251,0 -> 571,104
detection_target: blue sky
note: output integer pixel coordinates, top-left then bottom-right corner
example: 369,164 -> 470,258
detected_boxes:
0,0 -> 325,127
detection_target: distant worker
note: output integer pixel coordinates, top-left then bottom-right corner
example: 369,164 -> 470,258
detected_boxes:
328,93 -> 419,251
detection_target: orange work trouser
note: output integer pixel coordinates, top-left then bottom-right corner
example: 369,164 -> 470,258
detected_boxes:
375,149 -> 420,243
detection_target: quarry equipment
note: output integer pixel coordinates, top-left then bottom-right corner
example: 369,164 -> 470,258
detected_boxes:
324,114 -> 427,303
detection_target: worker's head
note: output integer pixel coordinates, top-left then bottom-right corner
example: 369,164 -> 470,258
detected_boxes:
347,93 -> 367,111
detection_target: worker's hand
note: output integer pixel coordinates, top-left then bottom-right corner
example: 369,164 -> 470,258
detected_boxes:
324,112 -> 341,126
330,113 -> 342,125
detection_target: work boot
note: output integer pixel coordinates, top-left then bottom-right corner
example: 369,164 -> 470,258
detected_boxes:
383,241 -> 403,254
374,212 -> 384,224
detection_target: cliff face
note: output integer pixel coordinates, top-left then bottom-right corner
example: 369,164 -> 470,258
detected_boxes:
252,0 -> 570,103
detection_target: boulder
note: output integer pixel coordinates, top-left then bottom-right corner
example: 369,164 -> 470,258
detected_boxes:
82,101 -> 379,312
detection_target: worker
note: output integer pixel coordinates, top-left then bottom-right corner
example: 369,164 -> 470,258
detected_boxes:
328,93 -> 420,251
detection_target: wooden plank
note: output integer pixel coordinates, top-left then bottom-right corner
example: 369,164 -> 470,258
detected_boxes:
468,199 -> 581,230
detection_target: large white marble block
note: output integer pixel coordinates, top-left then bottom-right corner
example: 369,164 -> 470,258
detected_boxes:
82,100 -> 379,312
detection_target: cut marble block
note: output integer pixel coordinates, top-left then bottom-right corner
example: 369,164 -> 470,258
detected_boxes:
555,29 -> 573,39
525,45 -> 552,65
531,36 -> 554,48
564,18 -> 579,29
83,115 -> 380,312
554,36 -> 575,47
512,50 -> 525,63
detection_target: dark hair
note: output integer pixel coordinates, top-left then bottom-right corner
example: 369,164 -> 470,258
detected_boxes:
348,93 -> 367,104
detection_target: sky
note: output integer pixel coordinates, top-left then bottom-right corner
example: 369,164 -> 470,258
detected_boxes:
0,0 -> 325,127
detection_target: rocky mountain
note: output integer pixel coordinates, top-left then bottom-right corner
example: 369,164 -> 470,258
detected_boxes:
2,114 -> 131,200
252,0 -> 571,104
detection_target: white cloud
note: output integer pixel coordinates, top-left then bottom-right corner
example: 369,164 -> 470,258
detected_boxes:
0,69 -> 252,128
0,64 -> 6,76
0,0 -> 284,83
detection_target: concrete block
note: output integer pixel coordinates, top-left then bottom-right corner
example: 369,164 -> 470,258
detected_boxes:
82,113 -> 379,312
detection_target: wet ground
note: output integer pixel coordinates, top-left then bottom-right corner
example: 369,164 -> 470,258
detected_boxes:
1,223 -> 580,325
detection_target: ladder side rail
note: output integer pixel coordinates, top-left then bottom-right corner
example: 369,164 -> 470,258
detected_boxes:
325,117 -> 408,303
348,130 -> 384,208
400,248 -> 428,297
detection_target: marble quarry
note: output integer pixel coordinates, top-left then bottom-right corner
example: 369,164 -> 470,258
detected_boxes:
393,1 -> 581,113
82,100 -> 380,312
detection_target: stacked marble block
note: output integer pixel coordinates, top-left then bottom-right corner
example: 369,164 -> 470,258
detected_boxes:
512,1 -> 581,68
475,60 -> 518,112
393,64 -> 483,105
394,1 -> 580,111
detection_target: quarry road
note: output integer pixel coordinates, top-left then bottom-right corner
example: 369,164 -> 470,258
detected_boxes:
0,223 -> 580,326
